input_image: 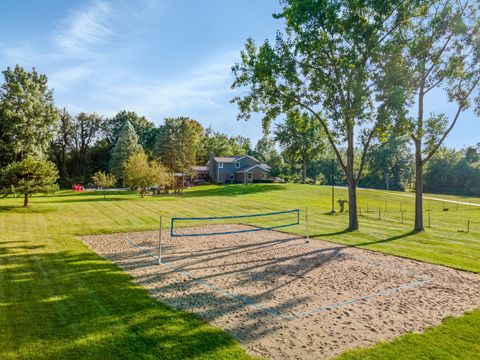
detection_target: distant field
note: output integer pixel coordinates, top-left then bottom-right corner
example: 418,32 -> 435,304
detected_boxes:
1,184 -> 479,359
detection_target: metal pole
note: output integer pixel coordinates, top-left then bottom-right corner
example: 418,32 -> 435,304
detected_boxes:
331,159 -> 335,213
305,207 -> 310,242
467,220 -> 470,233
428,211 -> 431,228
378,207 -> 381,220
158,215 -> 163,264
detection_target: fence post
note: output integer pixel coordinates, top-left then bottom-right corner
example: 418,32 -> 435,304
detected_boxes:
428,211 -> 431,228
378,207 -> 381,220
158,215 -> 163,264
401,210 -> 404,224
467,220 -> 470,233
305,207 -> 310,241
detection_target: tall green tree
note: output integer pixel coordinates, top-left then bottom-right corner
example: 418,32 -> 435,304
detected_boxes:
0,65 -> 59,166
109,120 -> 142,180
274,111 -> 325,183
231,0 -> 422,230
394,0 -> 480,231
0,156 -> 58,207
155,117 -> 203,177
50,108 -> 74,186
197,127 -> 252,164
104,110 -> 156,153
71,112 -> 104,183
253,135 -> 284,177
361,136 -> 413,191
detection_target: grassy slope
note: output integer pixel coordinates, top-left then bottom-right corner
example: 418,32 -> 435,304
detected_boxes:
0,183 -> 479,359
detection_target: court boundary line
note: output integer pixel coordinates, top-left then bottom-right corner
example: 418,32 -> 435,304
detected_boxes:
125,233 -> 433,321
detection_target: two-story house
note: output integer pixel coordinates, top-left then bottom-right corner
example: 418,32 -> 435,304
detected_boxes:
207,155 -> 271,184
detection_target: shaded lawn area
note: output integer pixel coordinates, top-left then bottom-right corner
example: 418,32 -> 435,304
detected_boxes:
1,183 -> 479,359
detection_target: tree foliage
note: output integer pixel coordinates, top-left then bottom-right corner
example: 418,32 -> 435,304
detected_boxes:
104,110 -> 156,152
197,127 -> 251,164
123,151 -> 165,197
155,117 -> 203,175
0,65 -> 59,166
274,111 -> 325,182
109,121 -> 142,180
91,171 -> 117,199
424,145 -> 480,196
231,0 -> 424,230
361,136 -> 413,191
0,156 -> 58,206
391,0 -> 480,231
252,135 -> 284,177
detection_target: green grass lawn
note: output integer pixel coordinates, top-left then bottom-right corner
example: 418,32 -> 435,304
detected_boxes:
1,183 -> 479,359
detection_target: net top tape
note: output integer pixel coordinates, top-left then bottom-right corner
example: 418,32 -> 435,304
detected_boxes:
171,209 -> 299,221
170,209 -> 300,237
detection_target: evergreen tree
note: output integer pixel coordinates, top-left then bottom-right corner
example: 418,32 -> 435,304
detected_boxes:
0,65 -> 59,167
109,121 -> 142,180
0,156 -> 59,207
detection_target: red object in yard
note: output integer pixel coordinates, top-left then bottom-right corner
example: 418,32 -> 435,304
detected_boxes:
72,184 -> 84,191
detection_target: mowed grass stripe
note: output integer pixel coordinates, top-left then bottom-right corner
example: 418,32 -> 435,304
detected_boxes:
1,184 -> 480,359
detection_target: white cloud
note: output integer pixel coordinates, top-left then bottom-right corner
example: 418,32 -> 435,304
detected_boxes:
49,64 -> 94,91
93,50 -> 239,117
53,0 -> 113,56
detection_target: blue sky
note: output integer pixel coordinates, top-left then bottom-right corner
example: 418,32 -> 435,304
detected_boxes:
0,0 -> 478,149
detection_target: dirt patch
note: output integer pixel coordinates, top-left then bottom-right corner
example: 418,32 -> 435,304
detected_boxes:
82,225 -> 480,359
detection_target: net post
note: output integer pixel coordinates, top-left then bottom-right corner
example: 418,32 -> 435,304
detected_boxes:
305,207 -> 309,242
158,215 -> 163,264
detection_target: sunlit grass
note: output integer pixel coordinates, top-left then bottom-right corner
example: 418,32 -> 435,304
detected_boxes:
1,184 -> 479,359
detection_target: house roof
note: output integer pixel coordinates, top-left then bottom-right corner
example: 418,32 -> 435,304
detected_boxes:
235,164 -> 270,174
212,155 -> 263,164
193,166 -> 208,171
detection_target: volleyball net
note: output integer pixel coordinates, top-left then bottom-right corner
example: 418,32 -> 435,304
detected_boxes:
170,209 -> 300,237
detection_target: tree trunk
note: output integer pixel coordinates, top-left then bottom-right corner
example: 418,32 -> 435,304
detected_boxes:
414,78 -> 425,232
414,142 -> 424,232
346,124 -> 358,231
23,193 -> 29,207
302,158 -> 307,183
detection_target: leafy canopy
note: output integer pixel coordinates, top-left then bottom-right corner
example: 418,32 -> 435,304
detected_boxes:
0,156 -> 59,206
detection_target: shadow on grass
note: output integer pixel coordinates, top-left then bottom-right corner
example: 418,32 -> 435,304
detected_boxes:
0,204 -> 56,214
311,227 -> 418,248
0,244 -> 251,359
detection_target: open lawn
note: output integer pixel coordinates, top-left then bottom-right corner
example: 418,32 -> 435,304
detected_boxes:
1,183 -> 479,359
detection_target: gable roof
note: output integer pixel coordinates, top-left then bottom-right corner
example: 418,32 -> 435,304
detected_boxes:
213,155 -> 263,164
235,164 -> 271,174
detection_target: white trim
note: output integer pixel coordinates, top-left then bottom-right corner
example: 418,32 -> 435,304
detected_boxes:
235,154 -> 261,163
235,161 -> 240,169
218,162 -> 223,169
235,164 -> 269,173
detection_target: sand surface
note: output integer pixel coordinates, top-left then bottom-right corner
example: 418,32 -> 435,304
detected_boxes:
82,225 -> 480,359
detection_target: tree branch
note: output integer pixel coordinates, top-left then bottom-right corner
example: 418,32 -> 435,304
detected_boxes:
422,77 -> 479,165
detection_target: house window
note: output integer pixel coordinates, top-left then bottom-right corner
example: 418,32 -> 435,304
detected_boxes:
235,162 -> 240,169
218,162 -> 223,169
